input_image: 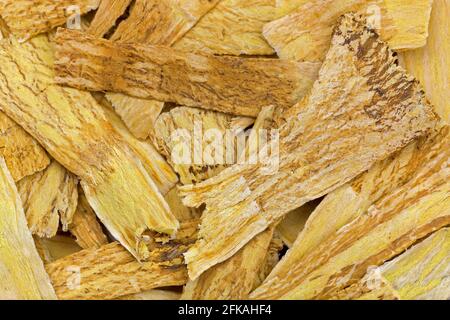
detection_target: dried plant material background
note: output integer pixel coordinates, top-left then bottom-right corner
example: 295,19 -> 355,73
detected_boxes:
0,0 -> 448,301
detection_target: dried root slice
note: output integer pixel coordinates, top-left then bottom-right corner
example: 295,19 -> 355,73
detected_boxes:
97,95 -> 178,195
87,0 -> 132,37
400,0 -> 449,123
106,93 -> 164,140
0,157 -> 56,299
263,0 -> 432,61
0,111 -> 50,181
118,289 -> 181,300
250,126 -> 450,299
179,13 -> 437,279
182,228 -> 275,300
54,29 -> 320,117
18,161 -> 78,238
0,35 -> 179,261
45,220 -> 198,300
339,228 -> 450,300
69,187 -> 108,249
154,106 -> 252,185
35,236 -> 82,264
0,0 -> 100,41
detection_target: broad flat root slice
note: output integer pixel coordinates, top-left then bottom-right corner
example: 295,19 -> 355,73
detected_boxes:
54,29 -> 320,117
179,13 -> 437,280
18,161 -> 78,238
87,0 -> 132,37
0,111 -> 50,181
263,0 -> 433,61
0,35 -> 179,261
0,157 -> 56,299
0,0 -> 100,41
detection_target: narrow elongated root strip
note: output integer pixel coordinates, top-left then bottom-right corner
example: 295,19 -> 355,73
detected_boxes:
54,29 -> 320,117
87,0 -> 132,37
0,157 -> 56,299
182,228 -> 274,300
46,220 -> 198,300
35,236 -> 82,264
69,187 -> 108,249
96,95 -> 178,195
400,0 -> 450,123
179,14 -> 437,279
18,161 -> 78,238
0,0 -> 100,41
263,0 -> 432,61
251,126 -> 450,299
154,106 -> 252,184
0,35 -> 179,261
338,228 -> 450,300
0,111 -> 50,181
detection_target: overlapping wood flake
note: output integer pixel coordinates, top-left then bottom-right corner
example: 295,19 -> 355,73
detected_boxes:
0,35 -> 179,261
263,0 -> 433,61
0,0 -> 100,41
0,157 -> 56,299
179,14 -> 437,279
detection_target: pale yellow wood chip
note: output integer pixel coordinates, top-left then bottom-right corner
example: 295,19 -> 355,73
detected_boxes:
0,111 -> 50,181
54,28 -> 320,117
178,13 -> 437,280
18,161 -> 78,238
69,187 -> 108,249
0,157 -> 56,299
35,235 -> 82,264
87,0 -> 132,37
400,0 -> 449,124
0,35 -> 179,261
250,125 -> 449,299
174,0 -> 310,55
0,0 -> 100,41
263,0 -> 433,61
46,221 -> 198,300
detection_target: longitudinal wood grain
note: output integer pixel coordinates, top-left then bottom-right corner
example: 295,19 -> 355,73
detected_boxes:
0,157 -> 56,299
178,14 -> 437,279
87,0 -> 132,38
263,0 -> 433,61
0,0 -> 100,41
0,35 -> 179,261
54,29 -> 320,117
0,111 -> 50,181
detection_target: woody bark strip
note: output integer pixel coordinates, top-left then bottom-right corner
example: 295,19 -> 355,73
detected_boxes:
87,0 -> 132,38
0,35 -> 179,261
54,29 -> 320,117
250,125 -> 449,299
0,0 -> 100,41
0,157 -> 56,299
263,0 -> 432,61
0,111 -> 50,181
178,14 -> 437,279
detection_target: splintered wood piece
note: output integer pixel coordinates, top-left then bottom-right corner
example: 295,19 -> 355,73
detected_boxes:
46,220 -> 198,300
0,35 -> 179,261
118,289 -> 181,300
0,0 -> 100,41
87,0 -> 132,37
104,0 -> 220,139
54,29 -> 320,117
106,93 -> 164,140
0,111 -> 50,181
250,125 -> 449,299
154,106 -> 252,185
69,187 -> 108,249
263,0 -> 433,61
18,161 -> 78,238
338,228 -> 450,300
178,13 -> 437,279
35,236 -> 82,264
96,95 -> 178,195
182,228 -> 275,300
400,0 -> 449,123
0,157 -> 56,300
